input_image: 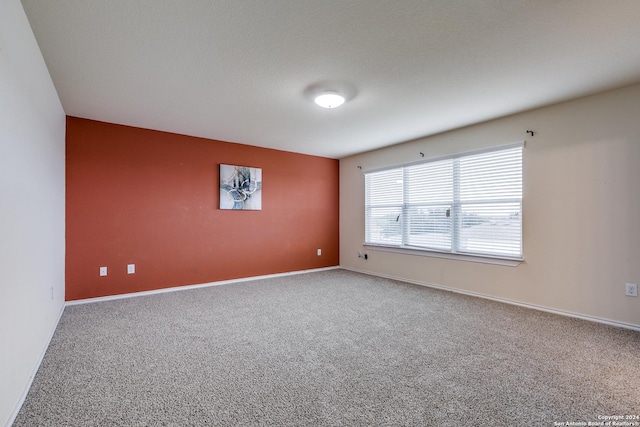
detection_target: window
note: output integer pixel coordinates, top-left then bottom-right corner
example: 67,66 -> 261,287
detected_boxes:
365,143 -> 523,260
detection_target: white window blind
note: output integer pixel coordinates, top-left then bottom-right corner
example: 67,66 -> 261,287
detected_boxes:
365,144 -> 523,259
365,168 -> 403,246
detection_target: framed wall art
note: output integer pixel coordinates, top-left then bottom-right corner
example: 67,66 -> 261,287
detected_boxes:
219,164 -> 262,210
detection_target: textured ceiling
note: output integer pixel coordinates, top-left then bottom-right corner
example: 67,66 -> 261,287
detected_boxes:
21,0 -> 640,159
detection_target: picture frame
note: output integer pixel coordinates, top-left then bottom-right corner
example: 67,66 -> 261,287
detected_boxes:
219,164 -> 262,210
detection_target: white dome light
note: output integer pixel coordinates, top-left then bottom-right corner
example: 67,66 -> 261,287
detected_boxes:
314,92 -> 345,109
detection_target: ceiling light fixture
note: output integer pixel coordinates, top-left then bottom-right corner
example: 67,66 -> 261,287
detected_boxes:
314,92 -> 345,109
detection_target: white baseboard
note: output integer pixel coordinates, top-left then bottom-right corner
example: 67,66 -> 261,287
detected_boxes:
6,303 -> 65,427
66,266 -> 340,306
342,266 -> 640,332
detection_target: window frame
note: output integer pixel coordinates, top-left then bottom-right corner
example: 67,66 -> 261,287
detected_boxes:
364,142 -> 524,266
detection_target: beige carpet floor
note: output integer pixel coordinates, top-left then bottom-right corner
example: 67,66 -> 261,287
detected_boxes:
13,269 -> 640,426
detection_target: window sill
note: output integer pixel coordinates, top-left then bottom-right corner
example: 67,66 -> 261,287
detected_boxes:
362,244 -> 523,267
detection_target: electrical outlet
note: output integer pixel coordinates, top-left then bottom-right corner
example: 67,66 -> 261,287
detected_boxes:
317,249 -> 321,256
127,264 -> 135,274
99,266 -> 107,277
625,283 -> 638,297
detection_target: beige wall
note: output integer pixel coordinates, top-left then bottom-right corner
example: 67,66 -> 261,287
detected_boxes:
0,0 -> 66,425
340,83 -> 640,328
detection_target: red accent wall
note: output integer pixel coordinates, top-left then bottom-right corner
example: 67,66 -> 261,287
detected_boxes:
65,117 -> 339,301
